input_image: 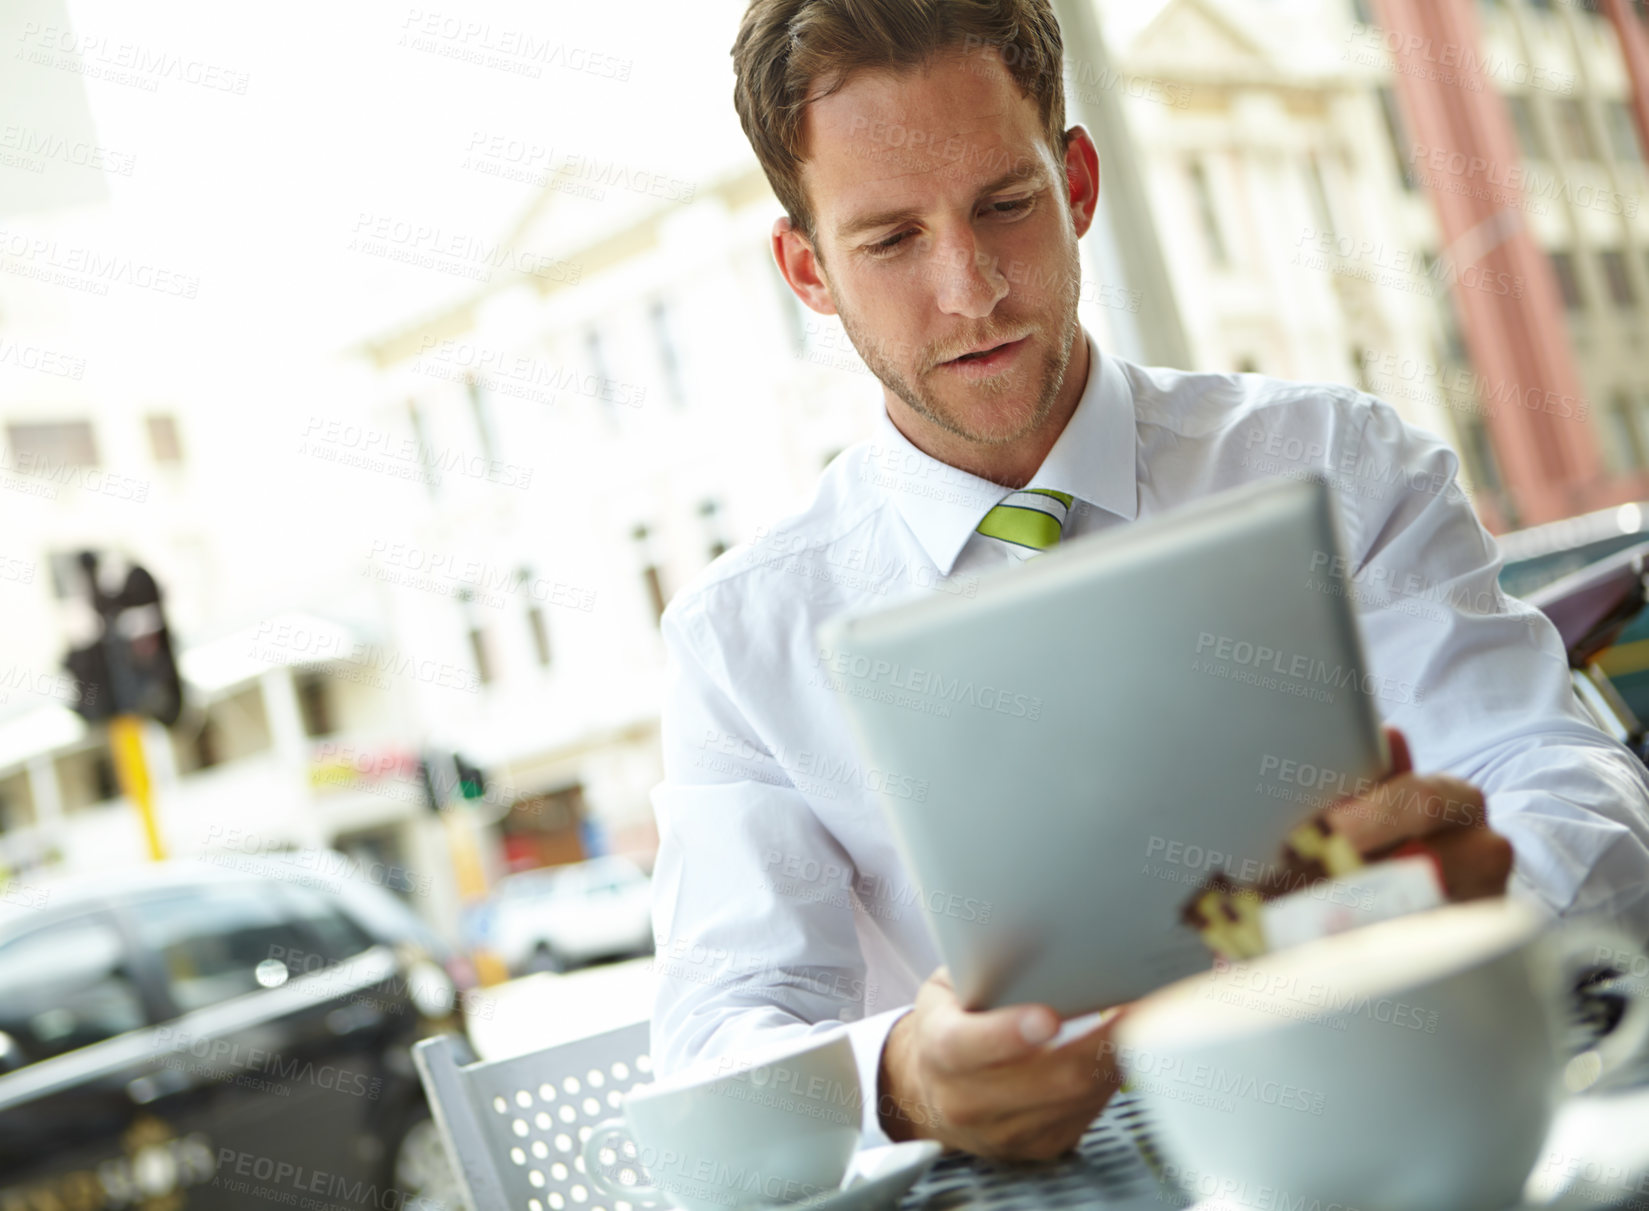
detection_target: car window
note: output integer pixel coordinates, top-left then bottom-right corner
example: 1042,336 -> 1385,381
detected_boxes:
506,871 -> 565,900
0,916 -> 147,1065
125,882 -> 316,1014
279,885 -> 376,965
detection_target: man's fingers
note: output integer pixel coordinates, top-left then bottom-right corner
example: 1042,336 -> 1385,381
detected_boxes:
1384,726 -> 1412,778
1412,828 -> 1514,900
1049,1005 -> 1129,1064
927,999 -> 1059,1073
1324,772 -> 1486,853
938,1041 -> 1120,1146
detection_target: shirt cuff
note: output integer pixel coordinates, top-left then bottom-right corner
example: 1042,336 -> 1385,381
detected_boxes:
845,1005 -> 915,1147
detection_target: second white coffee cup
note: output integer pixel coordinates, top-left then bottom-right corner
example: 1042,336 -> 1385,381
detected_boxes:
1114,898 -> 1649,1211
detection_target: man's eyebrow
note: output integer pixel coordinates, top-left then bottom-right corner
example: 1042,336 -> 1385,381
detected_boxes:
834,165 -> 1052,243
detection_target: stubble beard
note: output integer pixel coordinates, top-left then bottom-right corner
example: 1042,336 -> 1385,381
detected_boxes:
834,249 -> 1082,448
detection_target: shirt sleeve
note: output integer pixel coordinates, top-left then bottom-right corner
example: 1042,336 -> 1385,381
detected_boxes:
648,593 -> 910,1146
1341,393 -> 1649,938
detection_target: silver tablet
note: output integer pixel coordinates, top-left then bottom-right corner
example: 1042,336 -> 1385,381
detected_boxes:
816,474 -> 1390,1015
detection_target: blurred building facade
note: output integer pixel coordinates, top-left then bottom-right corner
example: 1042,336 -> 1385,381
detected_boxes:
3,0 -> 1648,935
1109,0 -> 1649,528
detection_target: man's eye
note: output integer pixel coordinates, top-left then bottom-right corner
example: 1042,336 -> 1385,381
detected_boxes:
989,196 -> 1035,216
868,231 -> 913,256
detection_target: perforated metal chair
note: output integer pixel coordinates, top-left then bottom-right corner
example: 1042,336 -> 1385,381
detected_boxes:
415,1021 -> 1201,1211
413,1020 -> 654,1211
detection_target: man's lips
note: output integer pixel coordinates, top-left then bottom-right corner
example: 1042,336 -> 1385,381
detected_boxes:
938,334 -> 1030,372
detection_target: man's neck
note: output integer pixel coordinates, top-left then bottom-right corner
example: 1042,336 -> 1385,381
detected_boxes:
884,329 -> 1091,490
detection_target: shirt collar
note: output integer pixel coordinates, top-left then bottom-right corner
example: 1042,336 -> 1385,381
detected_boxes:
868,331 -> 1139,576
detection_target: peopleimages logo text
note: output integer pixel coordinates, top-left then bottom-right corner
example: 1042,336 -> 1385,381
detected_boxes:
1194,632 -> 1422,705
814,647 -> 1043,719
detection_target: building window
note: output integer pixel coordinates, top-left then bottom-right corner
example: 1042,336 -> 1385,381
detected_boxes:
1549,251 -> 1584,310
1187,160 -> 1228,266
511,568 -> 553,667
172,685 -> 273,775
193,719 -> 221,771
1305,153 -> 1336,236
54,745 -> 119,810
0,772 -> 32,834
1599,249 -> 1638,309
467,627 -> 493,685
145,415 -> 183,464
6,421 -> 98,468
1607,100 -> 1644,162
1604,392 -> 1646,471
649,298 -> 686,407
1506,96 -> 1545,160
1555,98 -> 1599,162
1458,414 -> 1505,497
1432,290 -> 1471,367
526,605 -> 552,666
698,499 -> 729,561
1376,87 -> 1419,191
1351,347 -> 1373,393
465,376 -> 497,465
406,400 -> 437,497
295,673 -> 333,737
632,524 -> 667,626
585,329 -> 617,418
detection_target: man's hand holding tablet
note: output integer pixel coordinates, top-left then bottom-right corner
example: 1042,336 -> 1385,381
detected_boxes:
876,968 -> 1128,1161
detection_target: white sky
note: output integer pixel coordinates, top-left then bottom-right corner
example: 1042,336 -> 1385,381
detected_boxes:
0,0 -> 1291,410
3,0 -> 756,390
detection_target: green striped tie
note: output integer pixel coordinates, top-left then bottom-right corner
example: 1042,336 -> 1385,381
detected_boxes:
976,488 -> 1075,559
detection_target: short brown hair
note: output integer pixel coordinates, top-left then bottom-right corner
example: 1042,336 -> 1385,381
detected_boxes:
731,0 -> 1068,244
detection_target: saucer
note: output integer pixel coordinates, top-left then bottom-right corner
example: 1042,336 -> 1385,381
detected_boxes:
793,1140 -> 944,1210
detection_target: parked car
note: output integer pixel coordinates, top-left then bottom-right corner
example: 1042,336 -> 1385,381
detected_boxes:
483,856 -> 655,975
0,852 -> 470,1209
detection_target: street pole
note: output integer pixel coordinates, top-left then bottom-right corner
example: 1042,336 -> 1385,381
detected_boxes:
109,714 -> 165,861
1051,0 -> 1194,369
1603,0 -> 1649,175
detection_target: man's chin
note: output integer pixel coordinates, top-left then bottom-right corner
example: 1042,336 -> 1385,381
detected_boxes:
921,396 -> 1049,446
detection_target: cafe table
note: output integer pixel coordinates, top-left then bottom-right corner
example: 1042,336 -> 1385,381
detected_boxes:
892,1069 -> 1649,1211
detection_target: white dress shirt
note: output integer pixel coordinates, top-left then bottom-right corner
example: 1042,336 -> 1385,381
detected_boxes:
648,331 -> 1649,1146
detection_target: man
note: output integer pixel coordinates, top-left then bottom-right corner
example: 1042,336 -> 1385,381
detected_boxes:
649,0 -> 1649,1163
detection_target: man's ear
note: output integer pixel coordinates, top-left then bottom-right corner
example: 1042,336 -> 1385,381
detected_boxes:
1062,125 -> 1102,239
772,217 -> 838,317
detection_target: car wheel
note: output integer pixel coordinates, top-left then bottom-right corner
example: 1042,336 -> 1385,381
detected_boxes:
524,942 -> 566,974
389,1106 -> 465,1210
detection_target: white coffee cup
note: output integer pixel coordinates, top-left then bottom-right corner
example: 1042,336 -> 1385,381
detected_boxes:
581,1032 -> 861,1210
1113,898 -> 1649,1211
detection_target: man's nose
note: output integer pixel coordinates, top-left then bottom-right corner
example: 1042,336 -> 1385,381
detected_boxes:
931,233 -> 1008,319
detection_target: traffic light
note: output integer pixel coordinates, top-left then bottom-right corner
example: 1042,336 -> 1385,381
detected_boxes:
454,753 -> 486,801
62,554 -> 184,727
417,752 -> 488,811
63,638 -> 113,722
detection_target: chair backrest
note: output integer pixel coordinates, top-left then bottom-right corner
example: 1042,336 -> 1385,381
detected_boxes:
414,1019 -> 654,1211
